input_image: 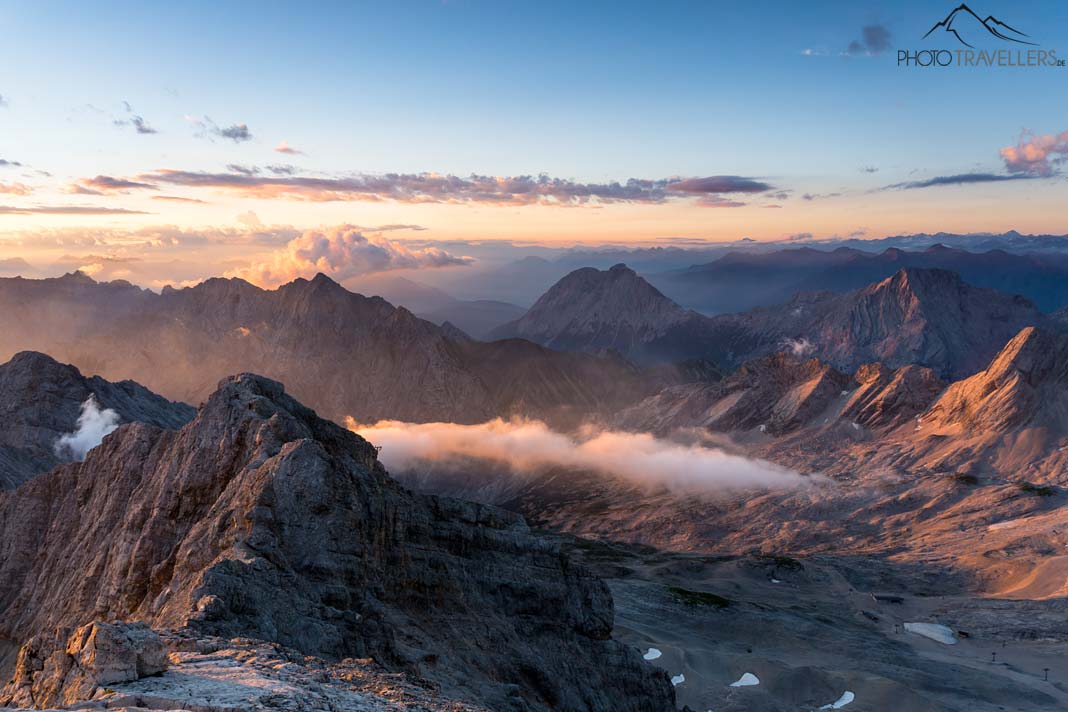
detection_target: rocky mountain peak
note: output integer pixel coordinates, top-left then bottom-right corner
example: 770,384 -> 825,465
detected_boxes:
490,263 -> 702,362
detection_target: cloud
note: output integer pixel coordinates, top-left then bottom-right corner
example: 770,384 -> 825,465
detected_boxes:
69,175 -> 158,194
860,166 -> 879,173
113,102 -> 158,134
236,210 -> 262,228
780,337 -> 814,357
801,48 -> 828,56
228,224 -> 474,287
846,24 -> 892,56
0,159 -> 21,168
1000,130 -> 1068,176
138,169 -> 774,206
275,140 -> 302,155
188,116 -> 253,143
54,396 -> 120,461
346,418 -> 815,495
885,172 -> 1037,190
0,205 -> 149,215
217,123 -> 252,142
666,176 -> 774,194
0,94 -> 7,107
801,192 -> 842,200
695,195 -> 747,208
151,195 -> 207,204
0,182 -> 31,195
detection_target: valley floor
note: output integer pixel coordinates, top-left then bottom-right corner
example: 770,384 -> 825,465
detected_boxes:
556,536 -> 1068,712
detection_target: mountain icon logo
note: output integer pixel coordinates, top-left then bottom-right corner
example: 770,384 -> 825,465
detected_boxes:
923,4 -> 1037,48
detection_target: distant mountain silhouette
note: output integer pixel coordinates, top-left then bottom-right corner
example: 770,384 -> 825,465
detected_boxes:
923,4 -> 1037,47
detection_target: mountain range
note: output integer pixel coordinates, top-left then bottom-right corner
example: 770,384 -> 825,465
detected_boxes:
648,244 -> 1068,314
0,271 -> 666,428
497,263 -> 1050,379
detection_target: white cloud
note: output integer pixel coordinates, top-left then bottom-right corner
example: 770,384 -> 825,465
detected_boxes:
228,224 -> 473,287
346,417 -> 815,494
54,395 -> 120,460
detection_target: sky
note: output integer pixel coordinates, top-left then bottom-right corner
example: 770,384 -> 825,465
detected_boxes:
1,0 -> 1067,288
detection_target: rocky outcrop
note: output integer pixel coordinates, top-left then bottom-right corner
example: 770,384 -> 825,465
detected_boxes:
923,326 -> 1068,433
616,353 -> 850,435
0,351 -> 195,489
841,363 -> 944,429
0,272 -> 657,427
0,622 -> 167,708
0,373 -> 674,711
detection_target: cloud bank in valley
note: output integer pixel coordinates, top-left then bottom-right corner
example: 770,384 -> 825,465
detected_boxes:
54,395 -> 120,460
228,224 -> 473,287
347,417 -> 815,494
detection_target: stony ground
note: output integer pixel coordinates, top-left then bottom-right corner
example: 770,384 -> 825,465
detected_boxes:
556,536 -> 1068,712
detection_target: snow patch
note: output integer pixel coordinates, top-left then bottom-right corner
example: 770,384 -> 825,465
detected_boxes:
671,673 -> 685,686
818,691 -> 855,709
729,672 -> 759,687
904,622 -> 957,645
643,648 -> 661,661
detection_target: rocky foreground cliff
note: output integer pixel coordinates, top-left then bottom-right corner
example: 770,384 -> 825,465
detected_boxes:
0,373 -> 674,711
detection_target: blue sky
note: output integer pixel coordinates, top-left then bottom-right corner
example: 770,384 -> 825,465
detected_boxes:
1,0 -> 1066,285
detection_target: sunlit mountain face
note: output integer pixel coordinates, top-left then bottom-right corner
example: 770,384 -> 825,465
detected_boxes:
2,2 -> 1068,711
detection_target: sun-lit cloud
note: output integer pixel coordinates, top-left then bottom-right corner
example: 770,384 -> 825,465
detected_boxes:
151,195 -> 207,204
347,417 -> 815,494
67,175 -> 157,195
0,182 -> 32,195
1000,130 -> 1068,176
274,140 -> 302,155
0,204 -> 148,215
227,224 -> 473,287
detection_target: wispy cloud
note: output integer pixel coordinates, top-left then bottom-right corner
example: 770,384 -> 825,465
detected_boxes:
151,195 -> 207,204
188,116 -> 253,143
0,159 -> 22,168
68,175 -> 158,195
228,224 -> 472,287
666,176 -> 773,194
0,94 -> 7,107
0,204 -> 149,215
845,24 -> 892,56
884,172 -> 1037,190
114,102 -> 158,135
132,168 -> 776,206
274,140 -> 302,155
1000,130 -> 1068,176
0,182 -> 32,195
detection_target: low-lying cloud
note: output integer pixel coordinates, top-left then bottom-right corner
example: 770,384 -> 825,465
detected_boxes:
347,418 -> 814,494
54,395 -> 120,460
228,224 -> 473,287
